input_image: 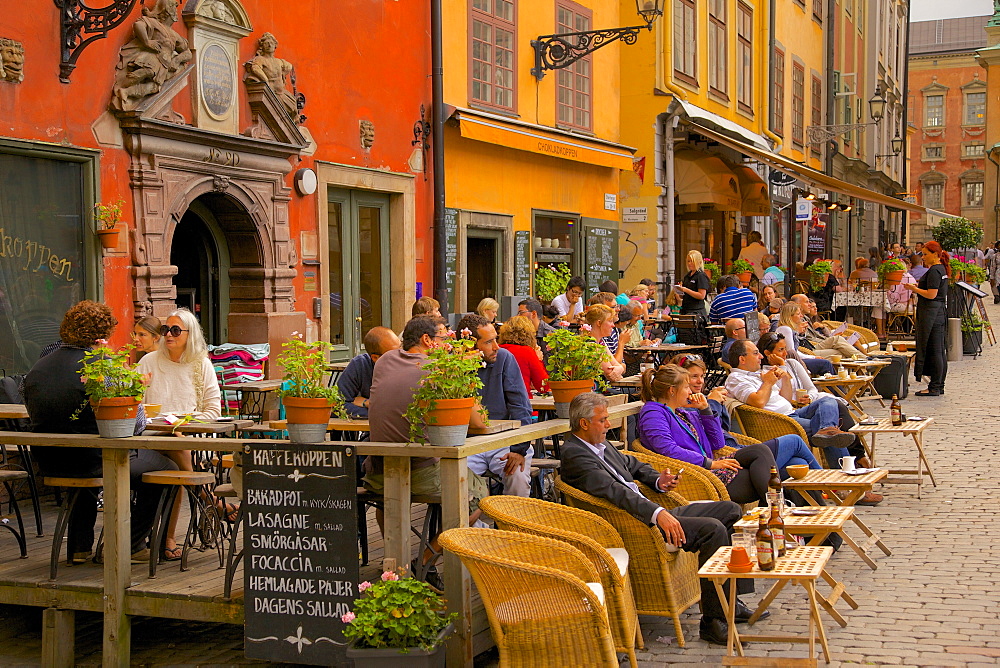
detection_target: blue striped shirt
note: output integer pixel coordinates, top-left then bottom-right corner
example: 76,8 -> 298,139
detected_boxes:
709,287 -> 759,323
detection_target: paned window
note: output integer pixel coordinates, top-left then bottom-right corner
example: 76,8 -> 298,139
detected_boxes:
924,146 -> 943,159
924,94 -> 944,127
813,0 -> 823,21
965,143 -> 986,158
673,0 -> 697,83
965,91 -> 986,125
923,182 -> 943,209
792,63 -> 805,147
708,0 -> 727,96
555,3 -> 592,131
810,75 -> 822,156
773,48 -> 784,136
965,182 -> 984,207
737,3 -> 753,110
470,0 -> 516,111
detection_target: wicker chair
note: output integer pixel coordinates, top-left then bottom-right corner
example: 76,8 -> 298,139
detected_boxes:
824,320 -> 880,353
628,445 -> 729,502
479,496 -> 642,668
438,528 -> 619,667
554,479 -> 700,647
732,403 -> 828,467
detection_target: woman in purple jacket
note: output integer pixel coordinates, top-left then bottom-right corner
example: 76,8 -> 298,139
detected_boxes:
636,364 -> 779,505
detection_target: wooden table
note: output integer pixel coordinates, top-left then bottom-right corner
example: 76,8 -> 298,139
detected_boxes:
838,359 -> 890,406
325,360 -> 351,387
218,380 -> 282,420
699,545 -> 835,664
0,403 -> 44,537
610,375 -> 642,390
0,404 -> 28,420
849,417 -> 937,498
624,343 -> 707,365
530,396 -> 555,413
812,376 -> 874,420
144,419 -> 255,435
269,418 -> 371,432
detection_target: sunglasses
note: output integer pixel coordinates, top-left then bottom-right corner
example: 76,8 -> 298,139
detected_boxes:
159,325 -> 189,337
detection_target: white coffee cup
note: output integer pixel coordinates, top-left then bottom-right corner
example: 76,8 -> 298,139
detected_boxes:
839,456 -> 856,472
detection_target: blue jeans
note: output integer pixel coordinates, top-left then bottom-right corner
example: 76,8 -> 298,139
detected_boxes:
790,395 -> 840,436
803,357 -> 834,376
771,434 -> 821,477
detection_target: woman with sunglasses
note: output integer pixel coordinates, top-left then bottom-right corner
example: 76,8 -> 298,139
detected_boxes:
636,364 -> 779,505
137,307 -> 225,561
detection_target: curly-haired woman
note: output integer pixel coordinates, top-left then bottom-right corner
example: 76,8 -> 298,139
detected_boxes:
498,315 -> 548,397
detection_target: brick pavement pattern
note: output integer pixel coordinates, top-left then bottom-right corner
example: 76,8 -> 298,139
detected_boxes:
2,305 -> 1000,666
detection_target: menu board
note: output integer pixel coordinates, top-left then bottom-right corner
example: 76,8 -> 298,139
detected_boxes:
442,208 -> 459,313
514,230 -> 532,296
243,442 -> 359,666
582,218 -> 619,296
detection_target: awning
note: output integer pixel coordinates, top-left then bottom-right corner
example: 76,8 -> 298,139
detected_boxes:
679,115 -> 929,215
452,107 -> 636,170
673,99 -> 772,151
732,165 -> 771,216
675,150 -> 742,211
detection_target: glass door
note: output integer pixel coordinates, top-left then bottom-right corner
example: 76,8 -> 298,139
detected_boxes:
327,189 -> 390,359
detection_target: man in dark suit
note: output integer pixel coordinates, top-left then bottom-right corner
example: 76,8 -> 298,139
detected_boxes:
559,392 -> 765,645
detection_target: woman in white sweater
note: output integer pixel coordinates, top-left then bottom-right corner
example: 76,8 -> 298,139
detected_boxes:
137,308 -> 225,560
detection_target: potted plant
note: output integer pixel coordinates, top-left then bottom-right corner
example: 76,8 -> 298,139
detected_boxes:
275,334 -> 348,443
543,328 -> 607,418
806,260 -> 834,289
702,259 -> 720,280
75,343 -> 146,438
877,257 -> 907,286
343,570 -> 457,667
534,263 -> 572,303
931,216 -> 983,252
404,334 -> 488,446
961,312 -> 985,355
94,198 -> 125,250
727,258 -> 754,286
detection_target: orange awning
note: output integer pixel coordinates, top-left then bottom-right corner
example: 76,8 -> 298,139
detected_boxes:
732,165 -> 771,216
674,150 -> 742,211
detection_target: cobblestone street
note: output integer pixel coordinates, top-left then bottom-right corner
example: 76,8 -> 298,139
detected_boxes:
1,305 -> 999,667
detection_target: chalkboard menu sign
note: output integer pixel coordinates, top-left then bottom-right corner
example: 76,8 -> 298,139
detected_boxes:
443,208 -> 459,312
244,442 -> 359,666
514,230 -> 532,296
582,218 -> 619,296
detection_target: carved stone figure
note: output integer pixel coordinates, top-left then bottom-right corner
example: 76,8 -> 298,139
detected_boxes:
0,38 -> 24,84
111,0 -> 193,112
360,120 -> 375,150
244,33 -> 297,121
199,0 -> 236,23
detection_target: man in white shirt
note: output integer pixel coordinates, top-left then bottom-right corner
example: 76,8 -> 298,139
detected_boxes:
725,339 -> 854,450
559,392 -> 763,645
549,275 -> 586,320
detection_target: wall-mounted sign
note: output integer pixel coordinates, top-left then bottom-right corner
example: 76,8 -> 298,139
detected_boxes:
622,207 -> 648,222
795,198 -> 812,222
604,193 -> 617,211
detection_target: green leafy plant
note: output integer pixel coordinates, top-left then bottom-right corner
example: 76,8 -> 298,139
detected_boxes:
728,258 -> 754,274
275,335 -> 348,415
961,312 -> 985,332
404,335 -> 488,442
876,257 -> 907,281
79,344 -> 146,401
535,263 -> 572,302
93,198 -> 125,231
703,259 -> 721,276
950,257 -> 987,284
931,217 -> 983,252
342,571 -> 456,652
544,328 -> 607,389
806,260 -> 834,288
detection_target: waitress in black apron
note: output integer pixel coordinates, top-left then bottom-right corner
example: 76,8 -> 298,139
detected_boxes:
675,250 -> 711,316
903,240 -> 950,396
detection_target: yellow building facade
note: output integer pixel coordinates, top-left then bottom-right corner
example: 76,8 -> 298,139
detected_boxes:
442,0 -> 635,312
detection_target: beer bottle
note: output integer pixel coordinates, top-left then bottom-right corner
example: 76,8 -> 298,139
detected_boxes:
768,495 -> 786,558
755,512 -> 775,571
890,394 -> 902,426
767,466 -> 782,510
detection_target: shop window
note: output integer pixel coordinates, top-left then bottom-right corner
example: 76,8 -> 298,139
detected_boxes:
772,48 -> 784,136
556,1 -> 592,132
673,0 -> 697,84
965,91 -> 985,125
791,62 -> 805,148
0,149 -> 91,372
470,0 -> 516,112
736,3 -> 753,112
708,0 -> 727,97
924,94 -> 943,127
965,182 -> 984,207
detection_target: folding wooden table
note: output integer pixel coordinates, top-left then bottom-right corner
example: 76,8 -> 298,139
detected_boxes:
849,417 -> 936,499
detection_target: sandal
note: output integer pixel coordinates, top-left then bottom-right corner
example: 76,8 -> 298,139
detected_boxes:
162,545 -> 182,561
219,502 -> 240,523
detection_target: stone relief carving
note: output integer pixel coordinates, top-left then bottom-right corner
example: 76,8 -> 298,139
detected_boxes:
360,120 -> 375,149
0,38 -> 24,84
111,0 -> 193,112
213,174 -> 231,191
244,33 -> 298,122
198,0 -> 236,23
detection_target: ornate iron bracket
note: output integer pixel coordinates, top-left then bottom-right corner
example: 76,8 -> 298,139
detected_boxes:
805,122 -> 877,146
412,104 -> 431,151
531,24 -> 650,80
55,0 -> 139,83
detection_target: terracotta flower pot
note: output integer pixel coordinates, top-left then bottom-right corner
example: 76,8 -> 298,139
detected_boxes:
737,271 -> 753,287
548,379 -> 595,418
96,228 -> 119,250
423,396 -> 475,427
883,270 -> 904,287
91,396 -> 140,421
283,396 -> 334,424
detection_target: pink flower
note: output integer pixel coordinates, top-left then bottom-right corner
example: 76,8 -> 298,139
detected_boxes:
95,339 -> 108,346
341,612 -> 356,624
381,571 -> 399,581
580,323 -> 592,332
460,328 -> 472,337
358,581 -> 372,592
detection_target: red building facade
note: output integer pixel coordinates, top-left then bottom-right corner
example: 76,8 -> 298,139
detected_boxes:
0,0 -> 433,371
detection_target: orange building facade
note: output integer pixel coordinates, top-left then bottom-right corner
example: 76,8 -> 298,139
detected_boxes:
0,0 -> 433,371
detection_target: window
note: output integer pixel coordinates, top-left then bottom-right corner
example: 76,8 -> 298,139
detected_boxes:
773,48 -> 785,136
965,91 -> 986,125
673,0 -> 697,83
924,145 -> 943,159
810,76 -> 822,156
965,143 -> 986,158
556,2 -> 592,131
923,182 -> 943,209
924,95 -> 944,127
470,0 -> 516,112
813,0 -> 823,21
737,3 -> 753,110
708,0 -> 727,96
965,182 -> 984,207
792,63 -> 805,147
